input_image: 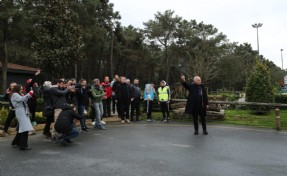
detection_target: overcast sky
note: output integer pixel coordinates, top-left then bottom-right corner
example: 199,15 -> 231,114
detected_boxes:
110,0 -> 287,69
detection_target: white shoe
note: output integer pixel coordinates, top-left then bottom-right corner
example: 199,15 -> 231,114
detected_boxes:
125,119 -> 131,123
121,120 -> 125,124
101,121 -> 106,125
91,121 -> 96,126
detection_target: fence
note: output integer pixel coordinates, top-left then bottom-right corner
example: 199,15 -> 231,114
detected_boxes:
172,99 -> 286,130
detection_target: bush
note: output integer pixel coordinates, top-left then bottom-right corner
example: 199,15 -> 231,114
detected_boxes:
246,61 -> 275,114
275,94 -> 287,104
0,107 -> 8,126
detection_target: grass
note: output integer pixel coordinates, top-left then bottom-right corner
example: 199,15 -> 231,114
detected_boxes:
211,109 -> 287,130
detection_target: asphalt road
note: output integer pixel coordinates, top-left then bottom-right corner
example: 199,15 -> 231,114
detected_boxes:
0,122 -> 287,176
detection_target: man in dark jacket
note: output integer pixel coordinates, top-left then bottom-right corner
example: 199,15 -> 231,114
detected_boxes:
75,79 -> 89,131
111,75 -> 120,115
130,79 -> 141,121
181,74 -> 209,135
49,79 -> 74,142
115,76 -> 132,124
54,106 -> 82,146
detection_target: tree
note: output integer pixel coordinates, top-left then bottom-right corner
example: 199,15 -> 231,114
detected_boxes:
0,0 -> 22,93
246,61 -> 275,114
144,10 -> 181,83
32,0 -> 84,79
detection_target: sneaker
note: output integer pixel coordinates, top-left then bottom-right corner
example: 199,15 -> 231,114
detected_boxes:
147,119 -> 151,122
121,120 -> 125,124
51,136 -> 59,143
32,121 -> 37,126
162,119 -> 168,123
97,125 -> 107,130
91,121 -> 96,126
125,119 -> 131,123
28,130 -> 37,136
60,139 -> 67,146
101,121 -> 106,125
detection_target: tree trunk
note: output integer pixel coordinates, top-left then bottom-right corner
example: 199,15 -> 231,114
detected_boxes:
165,46 -> 169,83
109,29 -> 114,78
1,28 -> 8,94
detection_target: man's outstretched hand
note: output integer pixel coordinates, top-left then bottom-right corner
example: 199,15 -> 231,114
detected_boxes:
35,70 -> 41,76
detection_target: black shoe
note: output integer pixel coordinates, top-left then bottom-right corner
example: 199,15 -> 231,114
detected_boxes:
203,131 -> 208,135
81,128 -> 88,132
194,131 -> 199,135
43,132 -> 52,138
19,147 -> 32,150
61,139 -> 67,146
65,139 -> 73,143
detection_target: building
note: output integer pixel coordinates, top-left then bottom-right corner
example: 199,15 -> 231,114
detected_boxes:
0,63 -> 38,88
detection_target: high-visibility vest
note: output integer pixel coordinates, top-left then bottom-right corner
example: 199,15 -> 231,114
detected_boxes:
158,86 -> 169,101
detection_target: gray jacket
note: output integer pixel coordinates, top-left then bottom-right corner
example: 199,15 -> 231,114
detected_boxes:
11,93 -> 33,133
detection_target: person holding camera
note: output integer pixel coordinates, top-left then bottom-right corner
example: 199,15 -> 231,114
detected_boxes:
76,79 -> 90,131
54,105 -> 83,146
90,79 -> 107,130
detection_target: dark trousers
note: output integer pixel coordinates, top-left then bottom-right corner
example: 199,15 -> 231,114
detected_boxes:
12,127 -> 29,149
43,115 -> 54,135
78,105 -> 87,129
146,100 -> 153,119
131,98 -> 140,120
28,102 -> 37,122
193,108 -> 207,132
103,98 -> 112,117
118,100 -> 130,120
90,106 -> 95,122
112,96 -> 116,114
160,102 -> 169,119
4,110 -> 15,132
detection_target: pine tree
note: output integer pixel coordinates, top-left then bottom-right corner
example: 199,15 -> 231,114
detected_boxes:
33,0 -> 84,78
246,61 -> 275,114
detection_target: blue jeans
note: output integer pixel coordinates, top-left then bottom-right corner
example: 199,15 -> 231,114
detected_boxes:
93,102 -> 103,125
66,127 -> 80,139
78,105 -> 87,129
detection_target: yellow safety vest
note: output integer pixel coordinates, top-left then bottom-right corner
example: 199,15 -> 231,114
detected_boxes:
158,86 -> 169,101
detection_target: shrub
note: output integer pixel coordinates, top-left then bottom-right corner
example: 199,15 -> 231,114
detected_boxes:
246,61 -> 274,114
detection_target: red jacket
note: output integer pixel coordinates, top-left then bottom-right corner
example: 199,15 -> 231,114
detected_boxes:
101,82 -> 112,98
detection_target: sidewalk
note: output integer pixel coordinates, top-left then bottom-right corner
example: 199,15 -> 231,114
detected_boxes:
0,116 -> 121,137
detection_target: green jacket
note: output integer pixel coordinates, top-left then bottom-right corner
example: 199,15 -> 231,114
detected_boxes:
90,86 -> 103,103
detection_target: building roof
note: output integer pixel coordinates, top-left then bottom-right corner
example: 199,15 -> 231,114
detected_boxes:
0,63 -> 38,72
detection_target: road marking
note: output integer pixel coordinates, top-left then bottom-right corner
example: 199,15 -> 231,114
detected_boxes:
168,143 -> 191,148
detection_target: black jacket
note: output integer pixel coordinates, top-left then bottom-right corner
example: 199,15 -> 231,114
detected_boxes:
76,86 -> 89,106
182,81 -> 209,115
115,83 -> 132,101
131,84 -> 141,99
54,109 -> 82,134
49,87 -> 69,109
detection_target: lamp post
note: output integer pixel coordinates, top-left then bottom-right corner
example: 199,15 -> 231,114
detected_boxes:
281,49 -> 284,70
252,23 -> 263,56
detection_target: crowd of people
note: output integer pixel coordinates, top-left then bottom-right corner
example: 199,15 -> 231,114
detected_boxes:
0,70 -> 209,150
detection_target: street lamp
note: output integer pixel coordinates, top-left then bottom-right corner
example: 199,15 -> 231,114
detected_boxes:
281,49 -> 284,70
252,23 -> 263,56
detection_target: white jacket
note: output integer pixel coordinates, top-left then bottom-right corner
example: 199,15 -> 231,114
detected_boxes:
11,93 -> 33,133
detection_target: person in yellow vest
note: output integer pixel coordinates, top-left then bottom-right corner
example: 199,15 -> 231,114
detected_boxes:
158,80 -> 171,123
